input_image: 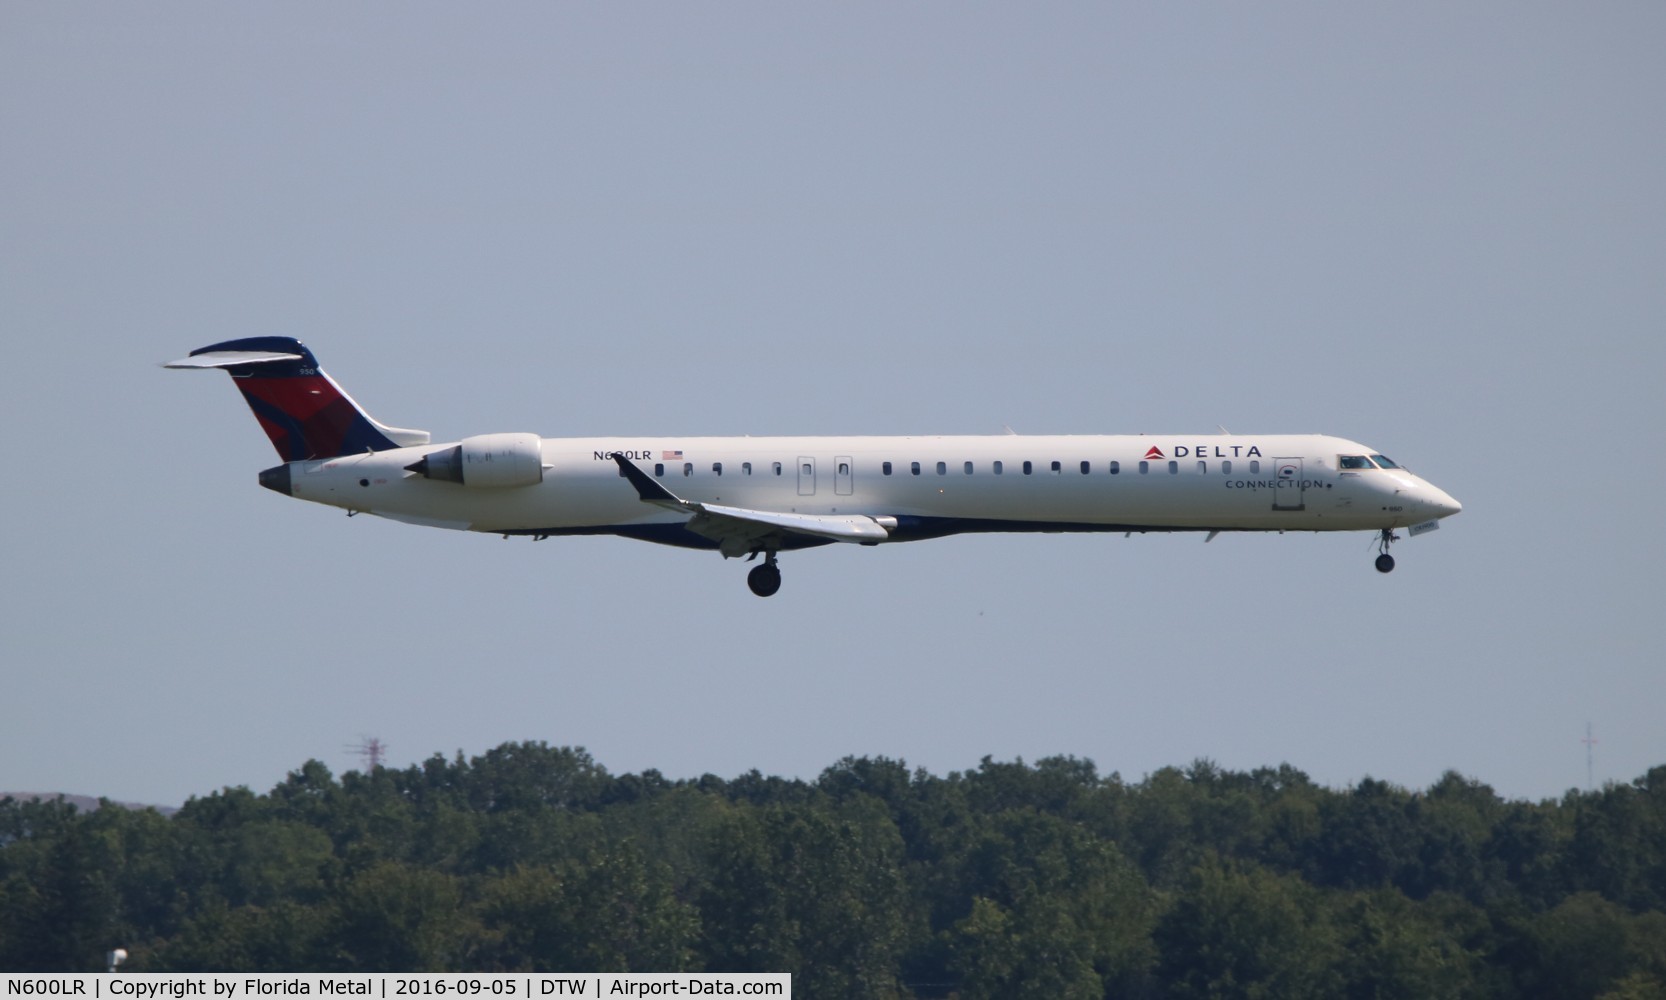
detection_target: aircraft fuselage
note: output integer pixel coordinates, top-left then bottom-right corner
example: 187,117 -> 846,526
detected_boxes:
268,433 -> 1459,548
171,338 -> 1461,595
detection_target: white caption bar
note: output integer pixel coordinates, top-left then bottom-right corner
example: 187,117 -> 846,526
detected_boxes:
3,975 -> 790,1000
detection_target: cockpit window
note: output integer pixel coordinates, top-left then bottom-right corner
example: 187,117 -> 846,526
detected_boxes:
1370,454 -> 1401,469
1339,455 -> 1376,469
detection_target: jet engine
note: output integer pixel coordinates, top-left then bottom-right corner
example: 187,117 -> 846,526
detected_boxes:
405,432 -> 546,488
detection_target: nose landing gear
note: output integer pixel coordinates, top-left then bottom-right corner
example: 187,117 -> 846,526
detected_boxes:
747,552 -> 782,597
1375,528 -> 1400,573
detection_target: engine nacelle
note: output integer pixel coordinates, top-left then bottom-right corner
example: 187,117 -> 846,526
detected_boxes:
405,432 -> 545,488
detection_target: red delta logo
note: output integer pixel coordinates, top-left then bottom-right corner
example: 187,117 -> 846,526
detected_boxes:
1144,446 -> 1165,460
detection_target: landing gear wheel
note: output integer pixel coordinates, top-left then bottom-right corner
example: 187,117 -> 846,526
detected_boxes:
747,562 -> 782,597
1373,528 -> 1400,574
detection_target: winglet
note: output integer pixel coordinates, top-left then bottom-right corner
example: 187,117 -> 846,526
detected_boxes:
613,454 -> 688,507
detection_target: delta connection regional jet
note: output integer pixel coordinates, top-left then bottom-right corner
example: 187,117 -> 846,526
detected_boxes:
169,338 -> 1462,597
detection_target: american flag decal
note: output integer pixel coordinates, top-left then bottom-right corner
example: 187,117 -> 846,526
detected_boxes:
662,450 -> 683,460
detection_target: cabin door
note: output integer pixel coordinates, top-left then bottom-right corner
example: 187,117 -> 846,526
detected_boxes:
1272,457 -> 1305,511
797,456 -> 816,496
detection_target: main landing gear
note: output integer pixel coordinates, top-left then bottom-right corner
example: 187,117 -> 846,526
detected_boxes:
1375,528 -> 1400,573
747,552 -> 782,597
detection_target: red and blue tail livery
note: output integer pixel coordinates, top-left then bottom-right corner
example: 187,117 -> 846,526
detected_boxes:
166,337 -> 429,461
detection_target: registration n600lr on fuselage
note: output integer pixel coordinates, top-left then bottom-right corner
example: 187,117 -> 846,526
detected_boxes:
169,338 -> 1462,596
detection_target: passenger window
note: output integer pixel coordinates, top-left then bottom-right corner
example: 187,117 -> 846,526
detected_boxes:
1139,461 -> 1149,474
684,463 -> 693,476
713,462 -> 723,476
993,461 -> 1003,475
1080,461 -> 1091,474
964,461 -> 973,475
1339,455 -> 1374,470
1197,461 -> 1206,474
801,463 -> 812,476
936,461 -> 947,475
1250,460 -> 1260,474
883,461 -> 893,476
654,463 -> 665,477
1110,461 -> 1120,474
743,462 -> 752,475
1168,461 -> 1178,474
839,462 -> 850,476
1222,460 -> 1231,475
911,462 -> 921,476
772,462 -> 782,476
1050,461 -> 1061,474
1023,461 -> 1033,475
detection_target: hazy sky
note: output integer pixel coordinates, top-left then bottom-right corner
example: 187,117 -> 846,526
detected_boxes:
3,3 -> 1662,807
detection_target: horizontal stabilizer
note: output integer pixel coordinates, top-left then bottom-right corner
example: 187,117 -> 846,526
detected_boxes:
164,350 -> 304,370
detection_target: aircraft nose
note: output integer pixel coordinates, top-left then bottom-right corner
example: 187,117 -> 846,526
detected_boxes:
1423,484 -> 1461,518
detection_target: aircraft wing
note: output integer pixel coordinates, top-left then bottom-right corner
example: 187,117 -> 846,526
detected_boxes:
612,454 -> 891,552
693,503 -> 890,543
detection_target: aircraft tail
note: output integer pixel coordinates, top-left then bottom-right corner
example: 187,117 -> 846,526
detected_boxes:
166,337 -> 430,461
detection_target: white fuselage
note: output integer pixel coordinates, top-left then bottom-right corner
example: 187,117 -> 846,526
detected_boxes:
277,433 -> 1461,548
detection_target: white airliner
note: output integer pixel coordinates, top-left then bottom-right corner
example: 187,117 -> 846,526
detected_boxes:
169,338 -> 1461,596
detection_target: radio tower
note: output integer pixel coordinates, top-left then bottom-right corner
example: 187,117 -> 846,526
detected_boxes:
1581,723 -> 1597,791
348,736 -> 388,772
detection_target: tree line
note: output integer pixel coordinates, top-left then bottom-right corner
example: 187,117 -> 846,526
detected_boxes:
3,743 -> 1664,998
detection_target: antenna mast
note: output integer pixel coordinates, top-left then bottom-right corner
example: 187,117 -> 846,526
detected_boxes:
348,736 -> 388,772
1581,723 -> 1597,791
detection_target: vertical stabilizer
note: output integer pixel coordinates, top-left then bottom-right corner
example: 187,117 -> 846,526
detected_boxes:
165,337 -> 429,461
